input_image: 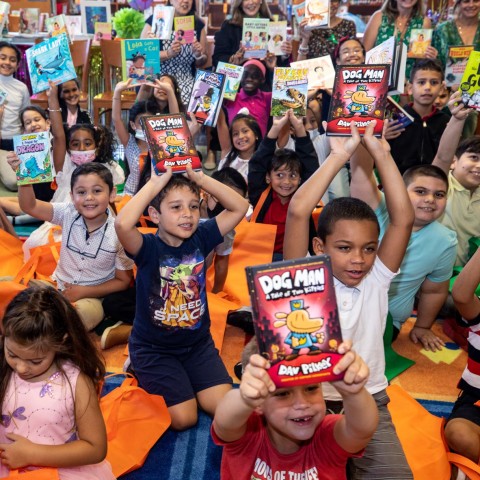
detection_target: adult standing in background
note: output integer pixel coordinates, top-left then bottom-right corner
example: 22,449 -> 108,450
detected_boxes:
363,0 -> 437,81
141,0 -> 208,105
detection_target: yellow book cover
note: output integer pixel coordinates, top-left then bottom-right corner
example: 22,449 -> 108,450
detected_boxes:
459,51 -> 480,111
173,15 -> 194,44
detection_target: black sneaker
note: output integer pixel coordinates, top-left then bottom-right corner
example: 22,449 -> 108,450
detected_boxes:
226,310 -> 255,335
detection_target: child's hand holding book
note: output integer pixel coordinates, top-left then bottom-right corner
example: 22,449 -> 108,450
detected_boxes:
240,354 -> 276,410
327,120 -> 361,160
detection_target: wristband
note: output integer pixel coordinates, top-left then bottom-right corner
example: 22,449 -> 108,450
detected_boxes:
47,108 -> 62,112
194,53 -> 206,60
298,46 -> 309,54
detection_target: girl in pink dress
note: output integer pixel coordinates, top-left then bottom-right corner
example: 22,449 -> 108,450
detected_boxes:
0,286 -> 114,479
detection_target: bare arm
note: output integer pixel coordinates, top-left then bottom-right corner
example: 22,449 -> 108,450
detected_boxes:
47,81 -> 67,174
452,247 -> 480,320
432,91 -> 469,174
115,169 -> 173,256
0,375 -> 107,469
349,143 -> 381,209
113,79 -> 135,147
62,268 -> 133,302
212,253 -> 229,294
284,123 -> 361,260
217,109 -> 232,158
362,122 -> 414,273
186,167 -> 248,236
410,278 -> 448,351
362,10 -> 382,52
16,185 -> 53,222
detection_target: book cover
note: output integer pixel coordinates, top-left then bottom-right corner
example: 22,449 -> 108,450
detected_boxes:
13,132 -> 52,186
187,69 -> 226,127
26,34 -> 77,94
242,18 -> 269,59
93,21 -> 112,45
0,1 -> 10,35
407,28 -> 432,59
268,21 -> 287,56
65,15 -> 82,36
80,0 -> 111,35
386,95 -> 414,128
445,45 -> 474,88
121,39 -> 161,85
271,67 -> 309,117
291,54 -> 335,90
152,5 -> 174,40
46,15 -> 71,43
174,15 -> 195,44
140,113 -> 202,174
459,51 -> 480,111
0,88 -> 6,106
326,64 -> 390,137
246,255 -> 344,388
292,2 -> 306,22
216,62 -> 244,101
304,0 -> 329,30
19,8 -> 40,34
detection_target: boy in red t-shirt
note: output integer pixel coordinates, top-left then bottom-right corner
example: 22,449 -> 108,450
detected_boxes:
212,341 -> 378,480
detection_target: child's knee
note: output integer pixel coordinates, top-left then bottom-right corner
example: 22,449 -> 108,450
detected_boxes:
445,420 -> 478,450
169,400 -> 198,431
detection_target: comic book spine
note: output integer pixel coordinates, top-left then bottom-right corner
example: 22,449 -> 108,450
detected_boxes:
13,134 -> 52,186
246,256 -> 344,388
326,64 -> 390,137
459,51 -> 480,111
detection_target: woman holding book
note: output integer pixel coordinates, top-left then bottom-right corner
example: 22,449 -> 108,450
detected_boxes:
363,0 -> 437,81
140,0 -> 208,105
432,0 -> 480,70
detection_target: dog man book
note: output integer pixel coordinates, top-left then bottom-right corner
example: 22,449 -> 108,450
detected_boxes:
140,113 -> 201,174
326,64 -> 390,137
246,256 -> 344,388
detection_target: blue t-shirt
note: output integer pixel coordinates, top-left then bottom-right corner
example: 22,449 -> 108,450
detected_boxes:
131,219 -> 223,347
376,195 -> 457,329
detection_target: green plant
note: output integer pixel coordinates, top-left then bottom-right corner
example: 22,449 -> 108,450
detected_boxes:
112,7 -> 145,39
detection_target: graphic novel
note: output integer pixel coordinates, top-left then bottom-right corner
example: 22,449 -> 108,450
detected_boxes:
216,62 -> 244,101
304,0 -> 329,30
326,64 -> 390,137
459,51 -> 480,111
445,45 -> 474,88
121,39 -> 161,85
140,113 -> 202,174
13,132 -> 52,186
271,67 -> 309,117
242,18 -> 269,59
246,256 -> 344,388
291,54 -> 335,90
187,70 -> 226,127
26,34 -> 77,94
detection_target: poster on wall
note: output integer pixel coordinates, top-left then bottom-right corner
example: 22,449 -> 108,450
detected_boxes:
80,0 -> 111,35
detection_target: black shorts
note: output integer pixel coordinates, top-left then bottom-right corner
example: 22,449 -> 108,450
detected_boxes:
129,333 -> 232,407
447,390 -> 480,425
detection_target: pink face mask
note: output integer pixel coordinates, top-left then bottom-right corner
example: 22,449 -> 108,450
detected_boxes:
70,150 -> 96,166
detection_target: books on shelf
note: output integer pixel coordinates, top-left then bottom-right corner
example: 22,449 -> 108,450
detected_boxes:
64,16 -> 82,36
13,132 -> 52,186
407,28 -> 432,59
291,54 -> 335,90
216,62 -> 244,101
304,0 -> 329,30
26,34 -> 77,94
242,18 -> 269,59
268,21 -> 287,56
386,95 -> 414,128
46,14 -> 71,43
121,39 -> 161,85
245,255 -> 344,388
445,45 -> 474,88
173,15 -> 195,44
366,37 -> 406,95
271,67 -> 309,117
140,113 -> 202,174
151,5 -> 174,40
19,8 -> 40,34
187,69 -> 226,127
0,1 -> 10,35
459,51 -> 480,111
326,64 -> 390,137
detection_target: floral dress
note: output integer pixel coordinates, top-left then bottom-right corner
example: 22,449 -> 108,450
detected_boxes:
307,19 -> 356,59
375,13 -> 424,80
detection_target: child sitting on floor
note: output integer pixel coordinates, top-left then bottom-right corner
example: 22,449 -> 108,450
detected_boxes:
115,165 -> 249,431
212,339 -> 378,480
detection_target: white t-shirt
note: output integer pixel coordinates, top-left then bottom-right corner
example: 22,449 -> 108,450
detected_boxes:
218,155 -> 250,182
0,75 -> 29,139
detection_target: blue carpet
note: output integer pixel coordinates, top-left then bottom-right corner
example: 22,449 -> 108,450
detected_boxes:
102,375 -> 222,480
417,399 -> 454,419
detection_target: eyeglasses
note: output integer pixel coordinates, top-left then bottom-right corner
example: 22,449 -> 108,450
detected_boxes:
66,214 -> 109,259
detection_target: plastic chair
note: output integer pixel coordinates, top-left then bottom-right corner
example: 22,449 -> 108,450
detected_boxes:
92,39 -> 136,127
30,38 -> 92,112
